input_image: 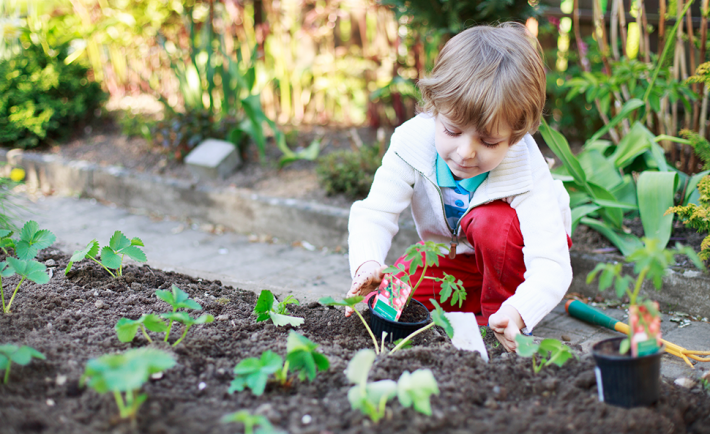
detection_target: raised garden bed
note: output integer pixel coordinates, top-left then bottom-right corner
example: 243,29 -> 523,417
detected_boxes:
1,249 -> 709,434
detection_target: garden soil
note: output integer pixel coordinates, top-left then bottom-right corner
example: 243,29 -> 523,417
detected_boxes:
1,249 -> 709,434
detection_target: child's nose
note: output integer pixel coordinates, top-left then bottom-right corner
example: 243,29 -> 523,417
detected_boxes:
457,139 -> 477,159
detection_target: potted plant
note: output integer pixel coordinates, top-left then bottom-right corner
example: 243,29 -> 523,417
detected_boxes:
367,241 -> 466,342
586,237 -> 704,407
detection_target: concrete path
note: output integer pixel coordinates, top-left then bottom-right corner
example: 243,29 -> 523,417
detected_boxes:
16,194 -> 710,382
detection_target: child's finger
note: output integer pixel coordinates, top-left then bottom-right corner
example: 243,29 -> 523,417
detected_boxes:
345,306 -> 354,317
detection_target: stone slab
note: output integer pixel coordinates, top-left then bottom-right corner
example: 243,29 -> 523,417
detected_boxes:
185,139 -> 241,179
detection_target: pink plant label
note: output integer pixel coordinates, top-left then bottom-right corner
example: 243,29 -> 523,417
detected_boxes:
372,275 -> 412,322
630,302 -> 662,357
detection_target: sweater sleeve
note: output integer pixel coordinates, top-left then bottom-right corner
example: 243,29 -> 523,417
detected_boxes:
347,132 -> 417,278
501,135 -> 573,331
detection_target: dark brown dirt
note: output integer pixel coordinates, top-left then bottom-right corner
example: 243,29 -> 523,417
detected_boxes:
1,249 -> 709,434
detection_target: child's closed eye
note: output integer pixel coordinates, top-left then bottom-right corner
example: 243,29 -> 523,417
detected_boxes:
443,126 -> 461,137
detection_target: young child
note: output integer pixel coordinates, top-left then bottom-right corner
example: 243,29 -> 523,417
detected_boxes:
344,22 -> 573,352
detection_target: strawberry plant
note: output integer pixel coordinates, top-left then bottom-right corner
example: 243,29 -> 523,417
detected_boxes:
156,284 -> 202,342
65,231 -> 146,278
81,348 -> 175,420
0,221 -> 54,314
253,290 -> 303,327
285,331 -> 329,382
515,335 -> 575,374
346,349 -> 439,423
587,238 -> 704,356
160,312 -> 214,346
115,314 -> 169,343
221,409 -> 284,434
0,344 -> 45,384
229,350 -> 285,396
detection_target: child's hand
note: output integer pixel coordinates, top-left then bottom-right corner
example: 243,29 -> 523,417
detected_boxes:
488,305 -> 525,352
344,261 -> 387,317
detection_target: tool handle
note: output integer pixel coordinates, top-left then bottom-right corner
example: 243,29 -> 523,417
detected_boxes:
565,299 -> 620,331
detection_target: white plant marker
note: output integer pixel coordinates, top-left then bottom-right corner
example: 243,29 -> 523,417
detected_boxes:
444,312 -> 489,362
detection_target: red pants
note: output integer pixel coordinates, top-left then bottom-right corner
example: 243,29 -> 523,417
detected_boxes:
394,200 -> 570,326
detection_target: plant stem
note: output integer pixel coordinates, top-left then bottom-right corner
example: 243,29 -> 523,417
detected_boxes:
114,390 -> 128,419
390,322 -> 435,354
1,276 -> 5,313
354,308 -> 380,354
90,257 -> 116,278
631,268 -> 649,306
4,277 -> 25,313
140,325 -> 153,343
119,254 -> 124,277
405,263 -> 428,308
532,354 -> 542,374
164,319 -> 174,342
4,363 -> 10,383
172,325 -> 190,347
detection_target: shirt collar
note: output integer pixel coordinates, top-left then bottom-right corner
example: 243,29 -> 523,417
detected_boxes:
435,153 -> 488,191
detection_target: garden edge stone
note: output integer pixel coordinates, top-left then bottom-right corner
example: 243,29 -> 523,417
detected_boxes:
1,148 -> 708,319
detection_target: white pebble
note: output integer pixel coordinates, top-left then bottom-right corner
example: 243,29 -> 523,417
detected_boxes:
56,375 -> 67,386
198,382 -> 207,390
46,399 -> 55,406
150,372 -> 163,380
674,377 -> 697,388
301,414 -> 312,424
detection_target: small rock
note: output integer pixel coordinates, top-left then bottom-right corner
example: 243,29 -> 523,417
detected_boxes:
484,397 -> 499,409
56,375 -> 67,386
45,259 -> 56,267
250,333 -> 259,342
561,334 -> 571,342
150,372 -> 164,380
46,399 -> 55,407
94,300 -> 106,309
131,283 -> 141,291
198,382 -> 207,391
216,314 -> 229,321
301,414 -> 312,425
674,377 -> 697,388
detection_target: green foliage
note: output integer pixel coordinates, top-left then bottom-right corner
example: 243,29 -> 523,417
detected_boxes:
390,299 -> 453,354
221,409 -> 284,434
679,129 -> 710,171
149,109 -> 238,161
253,290 -> 303,327
65,231 -> 146,278
667,176 -> 710,260
346,349 -> 439,423
0,344 -> 45,384
115,314 -> 168,343
285,331 -> 329,382
229,350 -> 284,396
159,311 -> 214,347
515,335 -> 575,374
0,40 -> 106,149
0,221 -> 54,313
315,145 -> 382,199
81,348 -> 175,420
156,284 -> 205,346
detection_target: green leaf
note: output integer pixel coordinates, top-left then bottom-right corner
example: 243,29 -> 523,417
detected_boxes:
637,171 -> 677,247
230,351 -> 283,396
577,149 -> 623,191
587,99 -> 645,144
120,246 -> 147,263
396,369 -> 439,416
100,247 -> 122,270
82,348 -> 175,394
345,349 -> 376,385
0,261 -> 14,278
318,296 -> 363,308
130,237 -> 144,247
65,240 -> 100,275
429,299 -> 454,338
515,334 -> 539,358
683,170 -> 710,205
109,231 -> 131,252
609,121 -> 654,169
115,314 -> 168,342
285,331 -> 327,382
254,290 -> 275,315
15,221 -> 56,260
580,218 -> 644,256
269,312 -> 304,327
8,346 -> 45,365
6,258 -> 50,284
156,285 -> 202,311
161,312 -> 214,326
572,204 -> 601,234
540,118 -> 588,190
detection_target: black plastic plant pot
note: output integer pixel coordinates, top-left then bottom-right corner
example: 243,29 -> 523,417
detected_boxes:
591,336 -> 664,408
367,296 -> 431,343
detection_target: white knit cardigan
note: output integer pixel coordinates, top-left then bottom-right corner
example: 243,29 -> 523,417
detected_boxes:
348,114 -> 573,331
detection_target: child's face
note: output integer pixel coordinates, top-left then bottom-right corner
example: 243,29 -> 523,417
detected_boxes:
434,114 -> 512,180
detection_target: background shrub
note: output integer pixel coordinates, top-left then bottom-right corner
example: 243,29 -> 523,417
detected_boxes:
316,145 -> 382,199
0,42 -> 107,149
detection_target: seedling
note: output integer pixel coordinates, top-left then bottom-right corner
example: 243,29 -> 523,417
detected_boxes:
221,410 -> 284,434
155,284 -> 202,342
81,348 -> 175,419
115,314 -> 168,343
515,335 -> 575,374
346,349 -> 440,423
319,295 -> 382,354
160,312 -> 214,347
0,344 -> 45,384
0,229 -> 14,255
65,231 -> 146,278
383,242 -> 466,308
0,221 -> 54,313
587,238 -> 704,356
389,300 -> 453,354
285,331 -> 329,382
253,290 -> 303,327
229,350 -> 285,396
